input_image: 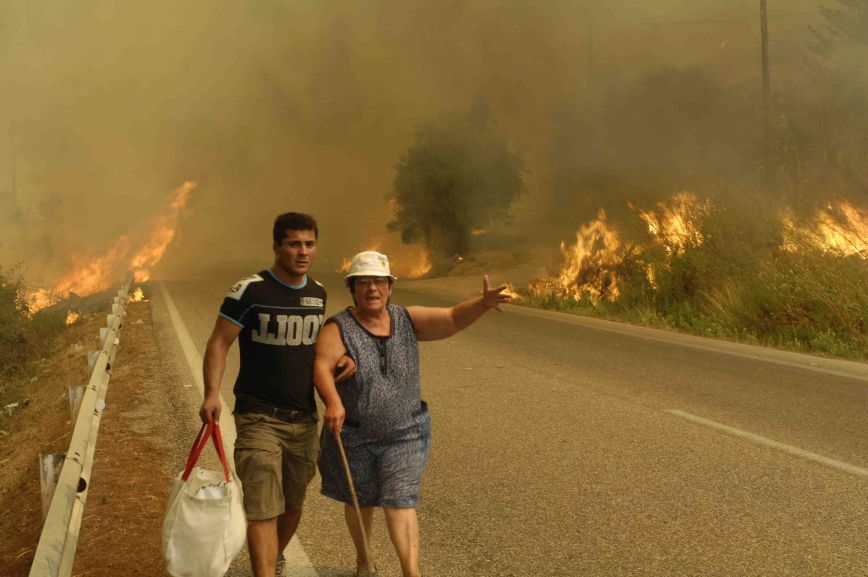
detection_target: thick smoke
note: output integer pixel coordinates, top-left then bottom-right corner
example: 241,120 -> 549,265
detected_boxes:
0,0 -> 849,287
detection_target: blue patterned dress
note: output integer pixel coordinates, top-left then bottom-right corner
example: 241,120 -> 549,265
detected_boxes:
318,305 -> 432,508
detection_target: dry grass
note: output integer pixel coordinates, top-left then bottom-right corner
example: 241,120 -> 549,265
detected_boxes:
0,311 -> 94,575
0,299 -> 174,576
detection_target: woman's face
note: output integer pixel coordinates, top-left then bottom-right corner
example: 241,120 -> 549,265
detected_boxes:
352,276 -> 393,313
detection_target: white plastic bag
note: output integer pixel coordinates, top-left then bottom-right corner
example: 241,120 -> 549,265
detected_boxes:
162,420 -> 246,577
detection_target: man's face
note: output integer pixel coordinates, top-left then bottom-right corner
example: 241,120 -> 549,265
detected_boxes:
273,229 -> 317,278
352,276 -> 392,312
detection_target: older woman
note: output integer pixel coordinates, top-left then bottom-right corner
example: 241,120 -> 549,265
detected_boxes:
313,251 -> 509,577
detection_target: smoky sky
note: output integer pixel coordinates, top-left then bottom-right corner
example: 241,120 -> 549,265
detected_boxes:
0,0 -> 843,285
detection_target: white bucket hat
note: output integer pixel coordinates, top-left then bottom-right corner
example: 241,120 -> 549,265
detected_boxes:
344,251 -> 397,280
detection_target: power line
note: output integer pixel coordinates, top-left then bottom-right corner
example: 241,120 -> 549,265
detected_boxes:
593,10 -> 817,31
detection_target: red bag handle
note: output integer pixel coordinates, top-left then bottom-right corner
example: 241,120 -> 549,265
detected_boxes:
182,419 -> 231,483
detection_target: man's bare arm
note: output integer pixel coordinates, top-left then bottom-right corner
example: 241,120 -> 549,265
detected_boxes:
199,317 -> 242,423
408,275 -> 511,341
313,322 -> 349,435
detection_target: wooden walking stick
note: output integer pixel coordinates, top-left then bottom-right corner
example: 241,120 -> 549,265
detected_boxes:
334,430 -> 378,576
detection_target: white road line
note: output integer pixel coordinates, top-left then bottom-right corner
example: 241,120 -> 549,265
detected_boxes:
159,282 -> 318,576
666,409 -> 868,479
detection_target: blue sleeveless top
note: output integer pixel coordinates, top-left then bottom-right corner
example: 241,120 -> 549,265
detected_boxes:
328,304 -> 426,443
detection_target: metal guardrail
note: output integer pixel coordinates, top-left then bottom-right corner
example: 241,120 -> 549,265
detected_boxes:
29,280 -> 132,577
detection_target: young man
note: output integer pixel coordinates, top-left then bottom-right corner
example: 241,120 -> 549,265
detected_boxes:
199,212 -> 353,577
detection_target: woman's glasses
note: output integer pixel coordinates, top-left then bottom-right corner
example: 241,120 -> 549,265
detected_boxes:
355,277 -> 390,288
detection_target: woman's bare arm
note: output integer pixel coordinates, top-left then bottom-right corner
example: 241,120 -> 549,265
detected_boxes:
313,322 -> 350,435
407,275 -> 511,341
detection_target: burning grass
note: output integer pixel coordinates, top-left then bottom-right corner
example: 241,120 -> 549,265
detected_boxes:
527,195 -> 868,359
24,181 -> 195,312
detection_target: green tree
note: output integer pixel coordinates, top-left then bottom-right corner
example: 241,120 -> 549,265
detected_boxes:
388,105 -> 524,263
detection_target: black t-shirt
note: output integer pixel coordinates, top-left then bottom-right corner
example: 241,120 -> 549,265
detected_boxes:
219,269 -> 326,411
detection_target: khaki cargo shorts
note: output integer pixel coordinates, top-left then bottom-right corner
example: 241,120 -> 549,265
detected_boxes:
233,412 -> 319,521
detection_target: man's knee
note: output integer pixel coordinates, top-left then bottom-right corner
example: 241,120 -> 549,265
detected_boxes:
248,517 -> 278,532
247,518 -> 278,548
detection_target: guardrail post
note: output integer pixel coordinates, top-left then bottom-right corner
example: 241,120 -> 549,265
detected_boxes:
67,386 -> 84,420
86,351 -> 99,372
39,454 -> 65,520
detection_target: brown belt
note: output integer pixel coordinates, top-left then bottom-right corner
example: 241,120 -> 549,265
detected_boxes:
234,395 -> 317,424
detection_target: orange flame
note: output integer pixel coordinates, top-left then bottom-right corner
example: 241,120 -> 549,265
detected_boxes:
813,201 -> 866,256
129,287 -> 145,302
502,282 -> 522,302
128,181 -> 196,282
532,194 -> 708,304
24,289 -> 57,313
402,248 -> 432,278
65,310 -> 80,325
782,201 -> 867,256
636,192 -> 708,254
530,209 -> 625,305
27,181 -> 195,311
50,236 -> 134,301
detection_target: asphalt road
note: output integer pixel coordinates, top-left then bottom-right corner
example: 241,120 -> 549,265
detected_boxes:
156,268 -> 868,577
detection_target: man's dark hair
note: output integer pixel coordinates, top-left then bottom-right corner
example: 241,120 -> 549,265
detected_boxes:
273,212 -> 318,243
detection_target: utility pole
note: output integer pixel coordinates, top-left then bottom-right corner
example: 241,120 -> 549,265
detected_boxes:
587,18 -> 594,87
760,0 -> 771,190
10,126 -> 16,198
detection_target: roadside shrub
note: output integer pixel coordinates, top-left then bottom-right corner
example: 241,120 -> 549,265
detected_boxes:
0,267 -> 33,380
0,267 -> 68,384
753,244 -> 867,354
